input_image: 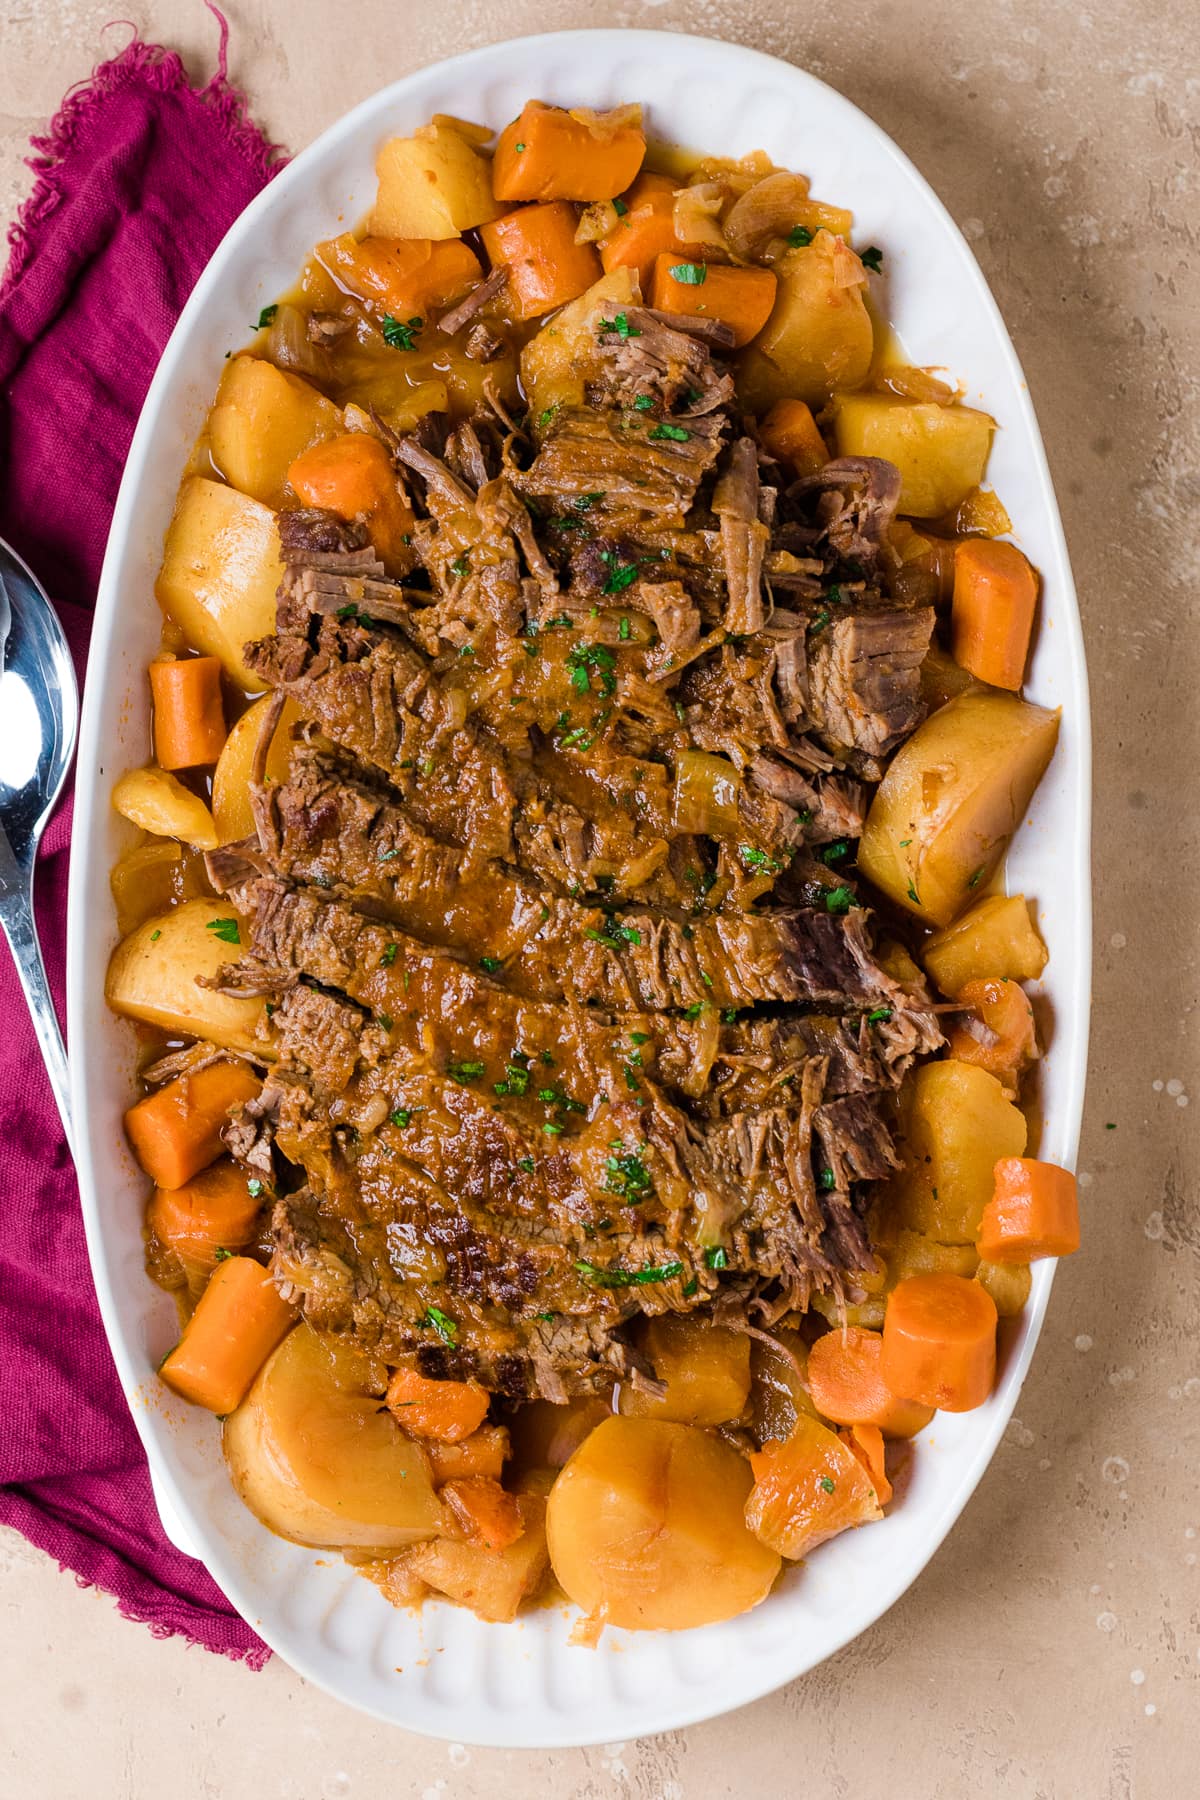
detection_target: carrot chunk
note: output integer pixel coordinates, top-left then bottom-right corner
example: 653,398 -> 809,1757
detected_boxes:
746,1412 -> 882,1559
149,657 -> 226,770
315,232 -> 481,319
807,1326 -> 934,1438
649,253 -> 777,348
441,1475 -> 525,1551
425,1423 -> 511,1486
838,1422 -> 893,1506
945,976 -> 1038,1093
125,1060 -> 262,1190
385,1366 -> 490,1442
159,1258 -> 295,1414
287,433 -> 415,573
479,203 -> 602,320
978,1157 -> 1080,1263
881,1273 -> 998,1413
147,1157 -> 264,1272
599,186 -> 709,294
493,101 -> 645,204
759,398 -> 829,477
950,538 -> 1039,690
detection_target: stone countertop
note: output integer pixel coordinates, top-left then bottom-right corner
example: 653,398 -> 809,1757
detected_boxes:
1,2 -> 1196,1794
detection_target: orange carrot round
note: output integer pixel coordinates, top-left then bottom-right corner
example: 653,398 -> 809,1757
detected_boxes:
838,1422 -> 893,1505
287,433 -> 415,572
978,1157 -> 1080,1263
147,1158 -> 264,1271
649,253 -> 777,347
493,101 -> 646,204
159,1258 -> 295,1414
807,1326 -> 934,1438
149,656 -> 226,770
316,232 -> 481,318
125,1060 -> 262,1190
950,538 -> 1039,690
759,398 -> 829,477
480,203 -> 602,320
386,1365 -> 490,1441
881,1273 -> 998,1413
945,976 -> 1038,1090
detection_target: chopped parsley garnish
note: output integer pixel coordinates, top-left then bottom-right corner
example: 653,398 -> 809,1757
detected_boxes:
827,584 -> 846,606
479,955 -> 502,973
575,1258 -> 684,1288
389,1108 -> 411,1128
538,405 -> 557,427
648,422 -> 690,442
541,1047 -> 556,1063
449,553 -> 470,579
149,929 -> 161,942
684,1002 -> 706,1020
705,1246 -> 729,1270
683,1277 -> 699,1297
542,1121 -> 564,1136
817,840 -> 852,865
618,615 -> 632,641
377,1013 -> 394,1031
968,866 -> 986,888
787,225 -> 814,248
824,884 -> 855,914
494,1054 -> 531,1098
809,608 -> 832,634
604,1141 -> 652,1203
669,261 -> 707,285
517,1156 -> 535,1172
459,643 -> 474,657
632,394 -> 655,412
612,196 -> 628,216
623,1063 -> 641,1092
566,639 -> 618,695
377,846 -> 399,864
585,918 -> 643,949
739,844 -> 783,875
212,1248 -> 232,1264
379,947 -> 398,974
598,310 -> 641,340
860,246 -> 884,272
599,548 -> 639,595
246,1178 -> 264,1198
514,141 -> 526,152
817,1167 -> 836,1192
255,304 -> 278,329
447,1059 -> 486,1084
420,1306 -> 458,1345
382,313 -> 423,349
866,1007 -> 894,1025
572,491 -> 603,511
721,1007 -> 739,1024
906,881 -> 921,905
819,1475 -> 836,1493
205,917 -> 240,944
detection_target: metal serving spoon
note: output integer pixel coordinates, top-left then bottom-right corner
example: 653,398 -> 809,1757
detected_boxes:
0,537 -> 79,1145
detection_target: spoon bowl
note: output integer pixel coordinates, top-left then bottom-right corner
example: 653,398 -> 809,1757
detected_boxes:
0,536 -> 79,1139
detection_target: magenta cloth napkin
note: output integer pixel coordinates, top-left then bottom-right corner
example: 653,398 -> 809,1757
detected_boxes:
0,19 -> 287,1665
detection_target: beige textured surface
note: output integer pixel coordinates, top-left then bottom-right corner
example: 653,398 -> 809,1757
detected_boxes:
2,1 -> 1198,1793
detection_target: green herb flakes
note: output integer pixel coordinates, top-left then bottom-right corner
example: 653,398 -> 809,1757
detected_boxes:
705,1246 -> 729,1270
575,1258 -> 684,1288
255,304 -> 278,330
389,1108 -> 411,1128
420,1306 -> 458,1346
382,313 -> 423,349
648,422 -> 690,442
447,1059 -> 486,1084
604,1141 -> 652,1203
668,261 -> 707,285
598,311 -> 642,340
860,246 -> 884,272
787,225 -> 814,248
824,885 -> 855,914
205,917 -> 240,945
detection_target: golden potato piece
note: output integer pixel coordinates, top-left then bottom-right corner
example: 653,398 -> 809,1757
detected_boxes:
736,234 -> 874,411
401,1494 -> 549,1623
858,688 -> 1060,927
832,393 -> 994,517
519,267 -> 636,426
620,1315 -> 751,1426
105,897 -> 272,1057
546,1417 -> 780,1631
373,122 -> 502,238
922,892 -> 1049,994
112,764 -> 218,850
155,477 -> 283,690
892,1060 -> 1027,1244
211,695 -> 302,845
976,1259 -> 1033,1317
224,1325 -> 443,1551
208,356 -> 341,508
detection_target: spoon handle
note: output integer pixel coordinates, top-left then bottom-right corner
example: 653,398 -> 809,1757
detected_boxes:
0,885 -> 74,1151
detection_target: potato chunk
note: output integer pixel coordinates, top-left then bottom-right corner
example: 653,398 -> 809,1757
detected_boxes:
858,689 -> 1060,927
519,266 -> 635,424
892,1060 -> 1027,1244
208,357 -> 341,508
105,898 -> 272,1056
211,695 -> 302,844
620,1315 -> 751,1426
155,478 -> 283,690
224,1325 -> 442,1551
736,233 -> 874,411
112,765 -> 218,850
373,121 -> 501,238
922,892 -> 1048,994
832,394 -> 995,517
401,1493 -> 549,1623
546,1417 -> 780,1631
